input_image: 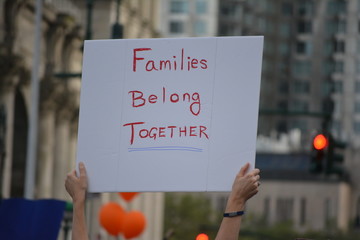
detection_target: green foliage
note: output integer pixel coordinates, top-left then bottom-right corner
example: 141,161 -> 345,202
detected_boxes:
164,193 -> 217,240
164,196 -> 360,240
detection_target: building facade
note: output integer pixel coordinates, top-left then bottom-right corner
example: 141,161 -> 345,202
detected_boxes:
215,0 -> 360,232
158,0 -> 218,38
0,0 -> 164,239
218,0 -> 360,149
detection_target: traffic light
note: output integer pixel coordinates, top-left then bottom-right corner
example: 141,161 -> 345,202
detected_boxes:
196,233 -> 209,240
310,134 -> 328,173
326,134 -> 346,175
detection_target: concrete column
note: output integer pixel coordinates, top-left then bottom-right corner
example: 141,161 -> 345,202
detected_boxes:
0,89 -> 15,198
338,182 -> 351,231
52,116 -> 70,200
36,109 -> 55,198
153,192 -> 165,240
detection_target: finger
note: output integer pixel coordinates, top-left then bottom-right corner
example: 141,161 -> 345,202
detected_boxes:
239,162 -> 250,177
249,168 -> 260,177
79,162 -> 87,179
67,169 -> 77,179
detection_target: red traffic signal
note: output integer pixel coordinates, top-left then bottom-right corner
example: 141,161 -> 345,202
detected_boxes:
313,134 -> 328,150
196,233 -> 209,240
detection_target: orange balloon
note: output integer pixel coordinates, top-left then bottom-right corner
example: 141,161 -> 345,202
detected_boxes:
196,233 -> 209,240
122,211 -> 146,239
98,202 -> 125,236
119,192 -> 139,202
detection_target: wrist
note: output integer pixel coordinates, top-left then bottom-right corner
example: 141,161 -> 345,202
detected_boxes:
73,197 -> 86,207
225,196 -> 246,212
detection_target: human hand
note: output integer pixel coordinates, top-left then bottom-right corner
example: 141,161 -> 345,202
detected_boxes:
226,162 -> 260,211
65,162 -> 88,204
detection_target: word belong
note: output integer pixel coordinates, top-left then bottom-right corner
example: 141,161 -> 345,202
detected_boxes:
128,87 -> 201,116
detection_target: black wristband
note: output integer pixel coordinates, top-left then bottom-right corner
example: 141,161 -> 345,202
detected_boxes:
223,211 -> 244,217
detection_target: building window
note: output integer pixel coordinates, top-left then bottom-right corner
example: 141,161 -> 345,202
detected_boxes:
276,198 -> 294,222
322,80 -> 333,95
356,81 -> 360,93
264,40 -> 275,55
296,41 -> 312,55
279,23 -> 291,37
244,13 -> 253,25
196,0 -> 207,14
327,19 -> 347,35
332,120 -> 341,133
322,97 -> 335,113
277,120 -> 288,133
278,80 -> 289,94
355,101 -> 360,113
170,0 -> 188,13
328,0 -> 347,15
293,61 -> 311,77
220,4 -> 241,17
298,0 -> 314,16
279,61 -> 290,76
334,40 -> 345,53
218,24 -> 237,36
258,17 -> 267,32
355,122 -> 360,134
169,21 -> 184,33
300,198 -> 306,226
281,2 -> 293,16
324,42 -> 333,56
293,80 -> 310,94
323,61 -> 343,74
278,100 -> 288,111
292,100 -> 309,112
194,20 -> 206,35
323,61 -> 333,75
324,40 -> 345,55
298,20 -> 312,33
356,61 -> 360,73
279,42 -> 290,56
334,61 -> 344,73
333,81 -> 343,93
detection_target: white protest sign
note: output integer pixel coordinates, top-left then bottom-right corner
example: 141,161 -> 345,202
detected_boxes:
77,37 -> 263,192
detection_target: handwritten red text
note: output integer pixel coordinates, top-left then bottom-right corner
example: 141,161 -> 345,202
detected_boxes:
133,48 -> 208,72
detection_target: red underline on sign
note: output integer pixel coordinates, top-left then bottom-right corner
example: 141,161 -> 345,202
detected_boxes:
128,146 -> 203,152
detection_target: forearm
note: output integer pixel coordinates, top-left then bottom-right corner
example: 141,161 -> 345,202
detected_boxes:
215,199 -> 245,240
72,200 -> 89,240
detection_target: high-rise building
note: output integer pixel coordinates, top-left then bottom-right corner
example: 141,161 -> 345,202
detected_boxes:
216,0 -> 360,232
219,0 -> 360,150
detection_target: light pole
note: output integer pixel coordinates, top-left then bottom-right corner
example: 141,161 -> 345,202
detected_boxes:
24,0 -> 42,199
112,0 -> 123,39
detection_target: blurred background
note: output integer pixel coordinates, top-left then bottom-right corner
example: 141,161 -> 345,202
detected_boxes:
1,0 -> 360,239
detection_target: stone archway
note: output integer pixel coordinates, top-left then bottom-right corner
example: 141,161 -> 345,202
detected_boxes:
10,86 -> 28,197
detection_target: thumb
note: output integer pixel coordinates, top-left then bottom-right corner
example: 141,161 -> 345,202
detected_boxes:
238,162 -> 250,177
